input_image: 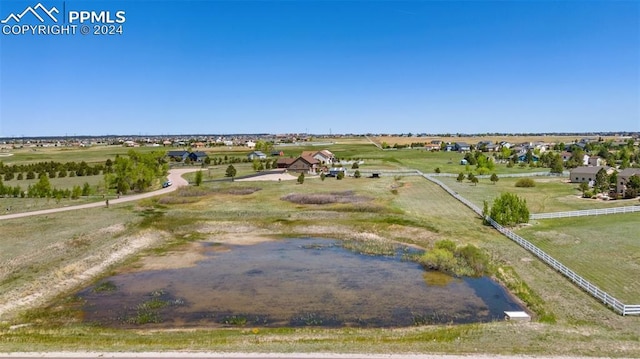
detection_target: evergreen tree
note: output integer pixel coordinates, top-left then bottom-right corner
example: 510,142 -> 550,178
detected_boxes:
195,170 -> 203,186
225,165 -> 237,178
490,173 -> 499,185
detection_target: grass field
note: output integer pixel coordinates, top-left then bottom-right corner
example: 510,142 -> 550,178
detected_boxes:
1,143 -> 640,356
438,176 -> 640,213
517,213 -> 640,303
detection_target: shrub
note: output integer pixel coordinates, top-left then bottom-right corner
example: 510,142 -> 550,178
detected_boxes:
515,178 -> 535,187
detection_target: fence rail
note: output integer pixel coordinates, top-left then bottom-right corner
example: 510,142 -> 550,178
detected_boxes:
419,171 -> 639,316
531,206 -> 640,220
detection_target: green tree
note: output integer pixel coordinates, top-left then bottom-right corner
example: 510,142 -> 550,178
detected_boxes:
456,172 -> 465,183
82,182 -> 91,196
195,170 -> 203,186
471,176 -> 479,186
320,172 -> 326,181
627,174 -> 640,190
490,173 -> 499,185
550,154 -> 564,174
354,170 -> 361,178
297,172 -> 305,184
351,162 -> 359,169
105,151 -> 168,194
71,185 -> 82,200
578,182 -> 589,197
32,174 -> 52,198
435,167 -> 441,174
489,192 -> 530,226
336,172 -> 344,180
225,165 -> 237,178
594,168 -> 609,194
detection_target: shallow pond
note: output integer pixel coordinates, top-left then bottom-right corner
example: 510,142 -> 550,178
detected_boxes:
78,238 -> 523,327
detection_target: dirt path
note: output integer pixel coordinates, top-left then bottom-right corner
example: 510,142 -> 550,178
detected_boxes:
0,168 -> 198,221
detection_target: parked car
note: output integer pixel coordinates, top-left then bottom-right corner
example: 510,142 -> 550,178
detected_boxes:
162,181 -> 172,188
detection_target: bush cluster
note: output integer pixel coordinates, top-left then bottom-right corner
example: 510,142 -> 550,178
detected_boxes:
418,239 -> 490,277
515,178 -> 536,187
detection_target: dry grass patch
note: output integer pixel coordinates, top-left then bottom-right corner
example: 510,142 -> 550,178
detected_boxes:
281,191 -> 372,205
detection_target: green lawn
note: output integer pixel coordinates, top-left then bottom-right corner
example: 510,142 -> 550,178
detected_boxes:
517,213 -> 640,303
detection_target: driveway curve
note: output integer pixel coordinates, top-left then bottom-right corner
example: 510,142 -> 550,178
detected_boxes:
0,168 -> 199,221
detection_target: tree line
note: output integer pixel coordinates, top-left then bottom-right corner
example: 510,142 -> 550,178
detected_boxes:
0,161 -> 104,181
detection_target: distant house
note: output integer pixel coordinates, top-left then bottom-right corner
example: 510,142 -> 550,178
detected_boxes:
570,166 -> 611,184
301,150 -> 335,164
276,157 -> 296,169
443,143 -> 456,152
477,141 -> 500,152
616,168 -> 640,196
424,143 -> 440,151
288,155 -> 320,174
314,150 -> 335,164
167,150 -> 189,162
561,151 -> 572,162
188,151 -> 208,163
271,150 -> 284,157
588,156 -> 604,167
247,151 -> 267,160
517,153 -> 539,163
454,142 -> 471,152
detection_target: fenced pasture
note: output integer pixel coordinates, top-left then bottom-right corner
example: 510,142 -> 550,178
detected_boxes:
437,175 -> 635,213
516,213 -> 640,304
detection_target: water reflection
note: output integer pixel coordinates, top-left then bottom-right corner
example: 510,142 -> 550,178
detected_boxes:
78,238 -> 523,327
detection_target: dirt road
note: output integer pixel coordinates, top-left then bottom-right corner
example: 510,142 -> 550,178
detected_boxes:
0,168 -> 198,221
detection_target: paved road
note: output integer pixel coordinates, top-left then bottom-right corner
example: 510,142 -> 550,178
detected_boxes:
0,168 -> 198,221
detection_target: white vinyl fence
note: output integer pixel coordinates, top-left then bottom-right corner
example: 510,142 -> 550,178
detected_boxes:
531,206 -> 640,220
419,171 -> 640,316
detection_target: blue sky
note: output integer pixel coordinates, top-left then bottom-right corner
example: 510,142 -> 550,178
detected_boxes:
0,0 -> 638,136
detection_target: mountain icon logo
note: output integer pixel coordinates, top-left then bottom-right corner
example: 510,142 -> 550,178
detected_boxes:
1,3 -> 59,24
